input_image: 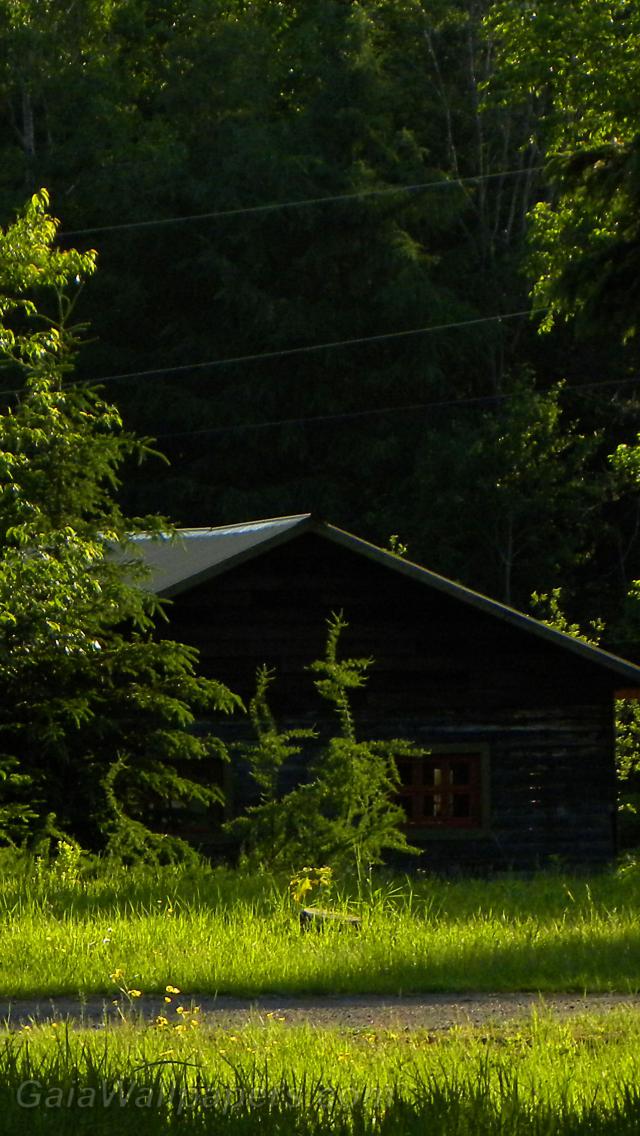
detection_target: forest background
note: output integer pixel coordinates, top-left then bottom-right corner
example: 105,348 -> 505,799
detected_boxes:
0,0 -> 638,646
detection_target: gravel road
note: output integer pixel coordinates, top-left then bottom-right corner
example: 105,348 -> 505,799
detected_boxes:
1,992 -> 639,1031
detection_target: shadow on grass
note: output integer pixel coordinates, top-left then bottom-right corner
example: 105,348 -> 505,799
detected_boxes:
0,1084 -> 639,1135
217,926 -> 640,996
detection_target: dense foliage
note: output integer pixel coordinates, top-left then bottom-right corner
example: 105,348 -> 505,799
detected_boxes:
0,190 -> 240,855
0,2 -> 639,855
0,0 -> 637,631
229,613 -> 420,873
488,0 -> 640,343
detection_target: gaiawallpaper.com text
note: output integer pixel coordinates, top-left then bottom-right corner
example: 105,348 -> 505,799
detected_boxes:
15,1079 -> 291,1113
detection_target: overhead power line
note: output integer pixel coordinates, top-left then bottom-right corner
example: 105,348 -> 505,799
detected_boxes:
78,308 -> 547,388
156,373 -> 640,442
159,394 -> 510,440
61,165 -> 544,237
0,307 -> 546,401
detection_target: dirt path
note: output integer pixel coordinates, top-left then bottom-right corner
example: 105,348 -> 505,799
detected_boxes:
2,992 -> 639,1031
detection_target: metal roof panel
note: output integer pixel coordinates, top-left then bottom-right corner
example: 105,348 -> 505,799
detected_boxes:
127,514 -> 312,595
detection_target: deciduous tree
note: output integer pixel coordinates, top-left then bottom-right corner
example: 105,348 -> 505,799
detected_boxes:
487,0 -> 640,342
0,189 -> 240,856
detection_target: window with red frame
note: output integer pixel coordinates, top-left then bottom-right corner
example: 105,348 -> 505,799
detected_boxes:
396,752 -> 483,828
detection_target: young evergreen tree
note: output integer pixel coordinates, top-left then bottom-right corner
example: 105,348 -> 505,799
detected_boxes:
232,613 -> 421,877
224,665 -> 318,869
0,190 -> 240,856
306,613 -> 421,879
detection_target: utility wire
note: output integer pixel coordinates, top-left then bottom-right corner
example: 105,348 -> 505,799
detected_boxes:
79,309 -> 547,388
159,396 -> 510,440
156,373 -> 640,442
61,166 -> 544,238
0,309 -> 633,436
0,307 -> 545,400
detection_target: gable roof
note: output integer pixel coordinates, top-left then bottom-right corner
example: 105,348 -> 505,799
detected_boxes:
128,514 -> 640,686
128,515 -> 307,595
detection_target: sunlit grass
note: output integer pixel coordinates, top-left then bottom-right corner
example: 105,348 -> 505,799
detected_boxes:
0,857 -> 638,997
1,1010 -> 639,1134
1,858 -> 639,1132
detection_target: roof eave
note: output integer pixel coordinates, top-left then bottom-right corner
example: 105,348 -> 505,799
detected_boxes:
152,514 -> 640,686
157,514 -> 315,598
316,521 -> 640,686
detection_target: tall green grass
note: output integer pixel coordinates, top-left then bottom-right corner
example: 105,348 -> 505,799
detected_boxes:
0,1011 -> 639,1134
0,856 -> 639,995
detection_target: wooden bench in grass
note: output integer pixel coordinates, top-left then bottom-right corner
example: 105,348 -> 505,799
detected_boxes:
299,907 -> 361,932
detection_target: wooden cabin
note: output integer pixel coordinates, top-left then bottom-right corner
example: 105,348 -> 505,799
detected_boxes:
131,514 -> 640,872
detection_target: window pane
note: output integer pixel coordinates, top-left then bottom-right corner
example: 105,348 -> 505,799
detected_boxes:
452,794 -> 471,817
396,752 -> 483,828
398,795 -> 413,822
431,793 -> 443,817
451,762 -> 470,786
396,758 -> 413,787
425,767 -> 445,786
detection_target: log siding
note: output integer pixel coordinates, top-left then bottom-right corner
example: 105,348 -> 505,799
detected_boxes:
156,531 -> 622,871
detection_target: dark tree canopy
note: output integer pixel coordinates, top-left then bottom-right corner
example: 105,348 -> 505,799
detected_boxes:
0,2 -> 636,639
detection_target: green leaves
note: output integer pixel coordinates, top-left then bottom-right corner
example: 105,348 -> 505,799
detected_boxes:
405,377 -> 599,605
487,0 -> 640,341
0,190 -> 95,321
0,191 -> 240,855
232,613 -> 420,876
309,611 -> 372,743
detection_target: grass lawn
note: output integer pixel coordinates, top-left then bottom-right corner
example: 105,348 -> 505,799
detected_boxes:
0,858 -> 638,998
1,857 -> 639,1132
0,1009 -> 639,1133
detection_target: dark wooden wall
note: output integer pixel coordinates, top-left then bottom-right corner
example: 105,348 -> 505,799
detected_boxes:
162,533 -> 617,871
